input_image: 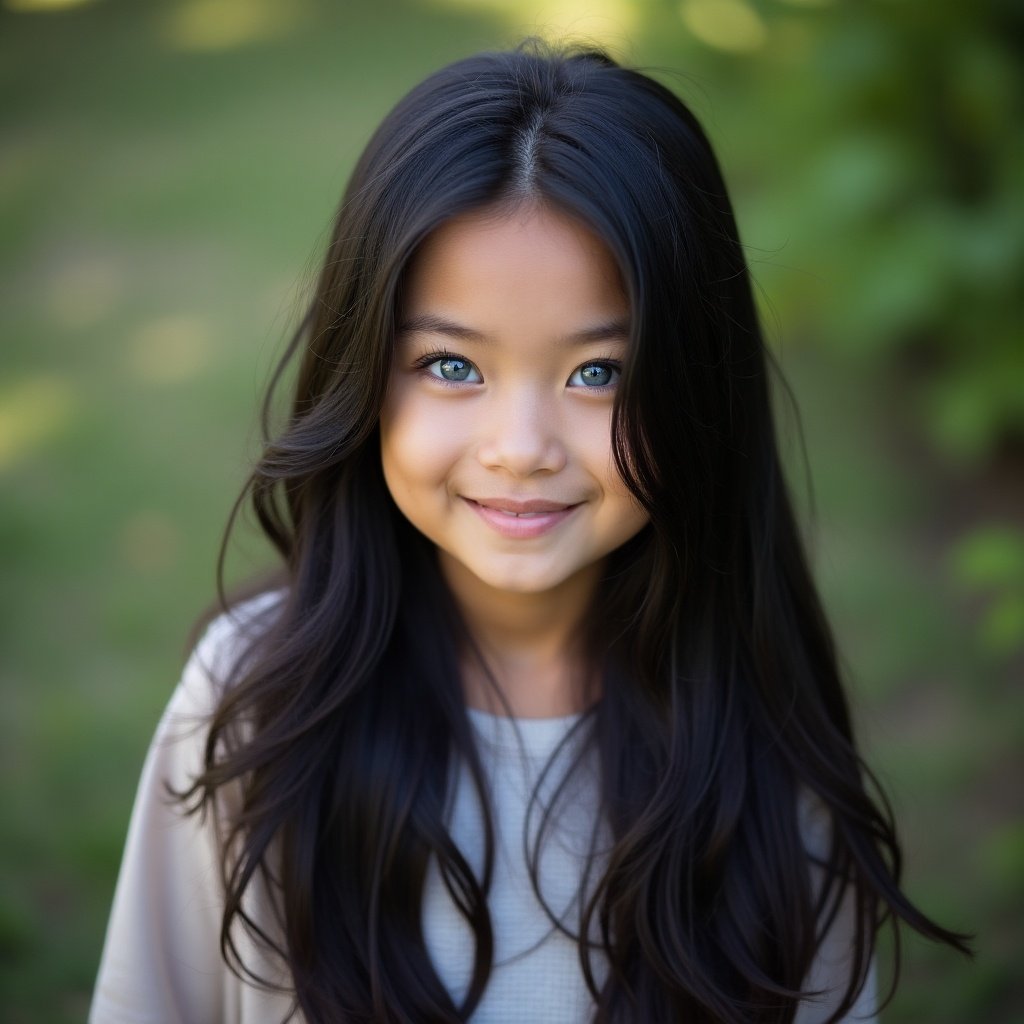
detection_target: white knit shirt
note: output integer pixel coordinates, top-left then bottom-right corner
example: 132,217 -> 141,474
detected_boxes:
89,600 -> 878,1023
423,707 -> 608,1020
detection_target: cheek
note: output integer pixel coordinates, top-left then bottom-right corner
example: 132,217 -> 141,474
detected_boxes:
578,406 -> 629,494
611,496 -> 650,546
585,413 -> 648,534
379,388 -> 463,496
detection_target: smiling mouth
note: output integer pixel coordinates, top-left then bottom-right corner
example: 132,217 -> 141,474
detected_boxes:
467,498 -> 577,516
464,497 -> 580,537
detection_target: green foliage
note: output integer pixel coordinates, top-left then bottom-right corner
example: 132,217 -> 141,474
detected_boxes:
981,820 -> 1024,903
649,0 -> 1024,665
950,526 -> 1024,655
649,0 -> 1024,461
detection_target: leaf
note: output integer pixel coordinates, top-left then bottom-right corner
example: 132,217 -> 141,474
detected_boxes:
949,527 -> 1024,589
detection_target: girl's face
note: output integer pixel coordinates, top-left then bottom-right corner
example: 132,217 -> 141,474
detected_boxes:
379,202 -> 649,598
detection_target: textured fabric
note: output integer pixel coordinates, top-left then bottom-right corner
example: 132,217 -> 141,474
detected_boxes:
423,707 -> 609,1021
90,601 -> 879,1023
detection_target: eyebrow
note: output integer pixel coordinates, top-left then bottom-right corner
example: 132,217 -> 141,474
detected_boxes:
397,312 -> 631,345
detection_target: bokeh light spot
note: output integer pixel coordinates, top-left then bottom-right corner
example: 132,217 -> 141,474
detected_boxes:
0,376 -> 74,472
680,0 -> 768,54
128,314 -> 213,384
417,0 -> 638,43
162,0 -> 306,52
4,0 -> 97,11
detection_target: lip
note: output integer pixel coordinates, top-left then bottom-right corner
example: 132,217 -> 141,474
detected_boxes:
464,497 -> 580,539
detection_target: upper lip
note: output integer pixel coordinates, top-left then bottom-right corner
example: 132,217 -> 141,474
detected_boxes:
468,497 -> 577,514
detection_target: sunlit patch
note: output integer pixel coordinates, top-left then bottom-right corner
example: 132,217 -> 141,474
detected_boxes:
46,256 -> 124,330
117,510 -> 181,573
680,0 -> 767,53
4,0 -> 97,11
415,0 -> 638,43
161,0 -> 306,52
128,314 -> 212,384
0,376 -> 74,472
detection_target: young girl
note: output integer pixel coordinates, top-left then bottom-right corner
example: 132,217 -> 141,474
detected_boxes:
90,40 -> 968,1023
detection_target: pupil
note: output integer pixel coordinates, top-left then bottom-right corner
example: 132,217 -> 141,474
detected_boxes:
581,364 -> 611,386
440,359 -> 470,381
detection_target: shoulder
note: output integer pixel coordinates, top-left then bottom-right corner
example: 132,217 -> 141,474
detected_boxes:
89,587 -> 295,1024
134,589 -> 286,793
174,589 -> 287,718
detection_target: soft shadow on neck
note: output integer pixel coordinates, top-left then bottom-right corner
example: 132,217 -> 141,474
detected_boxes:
438,552 -> 604,719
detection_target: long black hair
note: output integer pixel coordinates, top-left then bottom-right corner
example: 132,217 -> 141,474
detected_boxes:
182,39 -> 969,1023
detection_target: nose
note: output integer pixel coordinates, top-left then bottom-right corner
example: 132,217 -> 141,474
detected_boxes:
476,387 -> 567,477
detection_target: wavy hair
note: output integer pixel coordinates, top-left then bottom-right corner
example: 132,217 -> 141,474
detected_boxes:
182,39 -> 969,1022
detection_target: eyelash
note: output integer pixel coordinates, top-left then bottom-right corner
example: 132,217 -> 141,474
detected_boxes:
411,350 -> 623,390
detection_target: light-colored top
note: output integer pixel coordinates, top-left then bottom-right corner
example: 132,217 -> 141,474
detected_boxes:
424,705 -> 608,1021
89,600 -> 879,1023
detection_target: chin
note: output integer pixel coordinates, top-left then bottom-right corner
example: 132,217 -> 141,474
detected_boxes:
477,571 -> 565,595
464,558 -> 572,596
452,557 -> 557,598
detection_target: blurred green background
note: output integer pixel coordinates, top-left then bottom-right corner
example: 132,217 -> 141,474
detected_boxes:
1,0 -> 1021,1020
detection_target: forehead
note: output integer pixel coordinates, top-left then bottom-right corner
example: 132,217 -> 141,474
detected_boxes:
401,204 -> 628,322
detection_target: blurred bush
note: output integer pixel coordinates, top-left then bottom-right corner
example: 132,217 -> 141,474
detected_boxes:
630,0 -> 1024,669
659,0 -> 1024,463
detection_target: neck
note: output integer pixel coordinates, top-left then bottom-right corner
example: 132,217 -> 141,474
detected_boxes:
438,553 -> 602,718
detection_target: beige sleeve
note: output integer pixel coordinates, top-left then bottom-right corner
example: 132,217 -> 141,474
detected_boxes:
88,602 -> 294,1024
794,791 -> 881,1024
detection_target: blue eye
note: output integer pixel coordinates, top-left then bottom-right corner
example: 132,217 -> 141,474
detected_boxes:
569,361 -> 619,388
424,356 -> 481,383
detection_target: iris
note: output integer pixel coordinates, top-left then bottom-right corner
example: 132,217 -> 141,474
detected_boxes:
438,358 -> 473,381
